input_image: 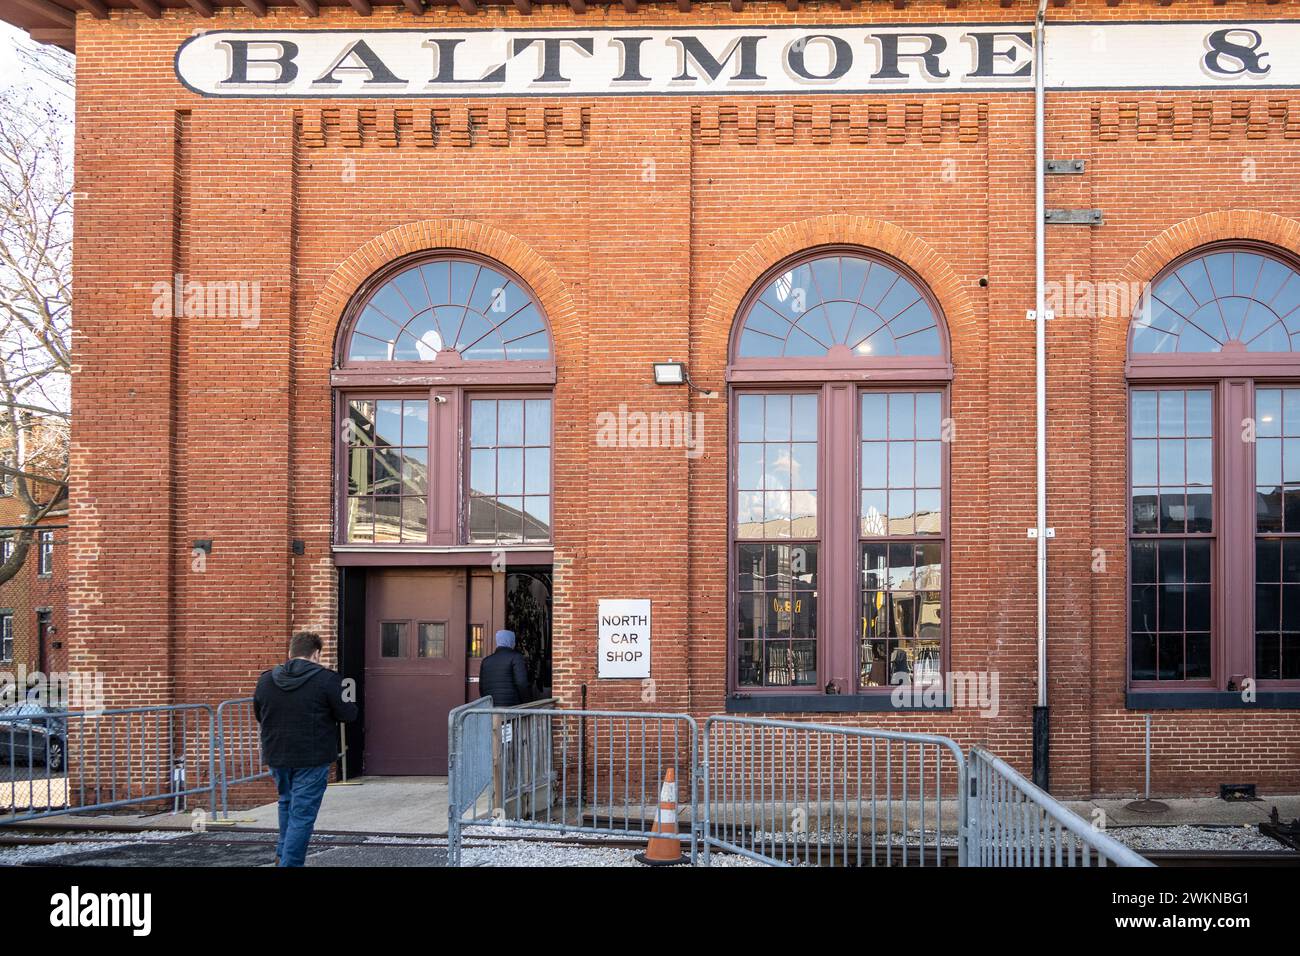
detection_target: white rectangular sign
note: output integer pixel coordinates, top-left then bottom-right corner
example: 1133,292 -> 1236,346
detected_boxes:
175,21 -> 1297,98
598,599 -> 650,680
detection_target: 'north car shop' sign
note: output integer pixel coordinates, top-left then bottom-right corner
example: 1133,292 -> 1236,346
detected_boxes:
175,21 -> 1300,98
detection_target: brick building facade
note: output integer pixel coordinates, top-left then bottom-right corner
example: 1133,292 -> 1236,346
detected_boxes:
3,0 -> 1299,796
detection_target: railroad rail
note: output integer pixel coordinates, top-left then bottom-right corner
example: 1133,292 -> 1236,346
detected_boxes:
0,824 -> 1295,867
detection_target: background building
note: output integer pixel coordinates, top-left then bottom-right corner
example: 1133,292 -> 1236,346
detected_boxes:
0,417 -> 69,683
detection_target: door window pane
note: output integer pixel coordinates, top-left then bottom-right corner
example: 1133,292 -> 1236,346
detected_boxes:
381,622 -> 407,658
418,622 -> 447,659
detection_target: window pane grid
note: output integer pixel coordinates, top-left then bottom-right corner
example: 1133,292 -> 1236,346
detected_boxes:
1130,388 -> 1214,536
1255,387 -> 1300,680
1130,539 -> 1213,681
468,398 -> 552,544
735,393 -> 818,540
860,391 -> 942,537
345,398 -> 429,544
1130,387 -> 1214,684
860,541 -> 942,687
858,390 -> 945,688
736,543 -> 818,688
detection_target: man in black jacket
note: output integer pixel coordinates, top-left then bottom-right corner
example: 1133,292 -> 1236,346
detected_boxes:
478,629 -> 534,707
253,632 -> 358,867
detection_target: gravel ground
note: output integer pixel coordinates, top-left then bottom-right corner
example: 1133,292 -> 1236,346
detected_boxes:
1108,825 -> 1295,852
460,824 -> 632,841
0,829 -> 186,866
735,828 -> 959,847
460,839 -> 762,867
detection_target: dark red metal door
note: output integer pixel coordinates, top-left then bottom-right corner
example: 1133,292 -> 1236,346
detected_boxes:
363,569 -> 467,775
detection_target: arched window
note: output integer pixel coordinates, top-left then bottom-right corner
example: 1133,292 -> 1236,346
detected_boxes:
343,257 -> 550,365
1127,243 -> 1300,694
728,248 -> 952,706
333,252 -> 555,549
1132,248 -> 1300,355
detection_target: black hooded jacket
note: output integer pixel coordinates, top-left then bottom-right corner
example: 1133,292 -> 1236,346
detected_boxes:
478,647 -> 533,708
253,658 -> 358,768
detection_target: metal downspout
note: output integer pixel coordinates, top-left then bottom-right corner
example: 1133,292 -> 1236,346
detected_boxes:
1032,0 -> 1051,791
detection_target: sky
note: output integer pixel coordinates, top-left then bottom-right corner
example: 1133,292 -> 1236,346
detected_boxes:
0,23 -> 26,87
0,21 -> 73,418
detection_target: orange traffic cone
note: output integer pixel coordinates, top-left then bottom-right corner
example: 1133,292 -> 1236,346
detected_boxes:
635,766 -> 686,866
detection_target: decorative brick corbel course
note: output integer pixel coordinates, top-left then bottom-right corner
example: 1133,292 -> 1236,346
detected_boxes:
296,104 -> 590,148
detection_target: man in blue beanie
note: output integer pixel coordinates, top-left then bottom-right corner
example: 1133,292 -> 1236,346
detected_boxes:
477,629 -> 534,707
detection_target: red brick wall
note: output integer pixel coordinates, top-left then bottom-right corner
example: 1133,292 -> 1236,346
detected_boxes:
68,0 -> 1300,797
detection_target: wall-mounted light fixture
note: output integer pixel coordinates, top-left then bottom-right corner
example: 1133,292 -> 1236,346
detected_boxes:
652,361 -> 717,398
192,539 -> 213,555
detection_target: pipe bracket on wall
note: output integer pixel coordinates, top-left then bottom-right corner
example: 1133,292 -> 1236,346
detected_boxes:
1045,208 -> 1103,225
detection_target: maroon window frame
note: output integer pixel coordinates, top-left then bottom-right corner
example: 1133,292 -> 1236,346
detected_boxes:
728,247 -> 953,699
332,253 -> 555,552
1127,242 -> 1300,692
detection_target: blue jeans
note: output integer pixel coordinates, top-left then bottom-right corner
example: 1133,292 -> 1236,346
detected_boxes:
271,764 -> 331,867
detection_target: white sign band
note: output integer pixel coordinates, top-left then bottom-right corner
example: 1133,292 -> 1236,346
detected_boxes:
175,21 -> 1298,98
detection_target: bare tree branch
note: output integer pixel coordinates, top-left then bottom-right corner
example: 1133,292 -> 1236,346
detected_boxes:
0,46 -> 72,587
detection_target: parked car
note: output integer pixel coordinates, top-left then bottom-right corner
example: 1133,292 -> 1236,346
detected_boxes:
0,702 -> 67,772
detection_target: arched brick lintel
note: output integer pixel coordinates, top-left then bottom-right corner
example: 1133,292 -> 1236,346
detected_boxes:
304,219 -> 579,364
701,214 -> 977,365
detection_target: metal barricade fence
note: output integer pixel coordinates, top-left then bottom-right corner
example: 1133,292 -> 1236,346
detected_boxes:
215,697 -> 270,818
701,716 -> 967,867
448,701 -> 698,867
0,703 -> 216,825
969,746 -> 1153,867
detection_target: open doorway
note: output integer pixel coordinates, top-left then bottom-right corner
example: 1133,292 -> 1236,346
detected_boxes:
345,565 -> 553,776
505,570 -> 552,699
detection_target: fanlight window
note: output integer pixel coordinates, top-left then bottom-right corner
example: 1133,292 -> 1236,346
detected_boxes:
735,253 -> 943,360
345,257 -> 550,363
1133,248 -> 1300,354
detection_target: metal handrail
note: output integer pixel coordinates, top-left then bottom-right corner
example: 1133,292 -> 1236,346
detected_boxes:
969,746 -> 1153,867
